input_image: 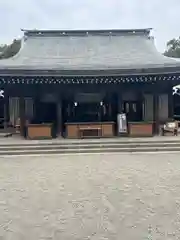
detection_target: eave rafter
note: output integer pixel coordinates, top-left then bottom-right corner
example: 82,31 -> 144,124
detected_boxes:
0,74 -> 179,85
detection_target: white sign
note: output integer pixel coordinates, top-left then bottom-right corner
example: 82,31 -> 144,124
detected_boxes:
117,113 -> 128,133
0,90 -> 4,98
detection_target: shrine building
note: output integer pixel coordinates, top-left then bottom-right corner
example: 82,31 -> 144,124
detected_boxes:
0,28 -> 180,139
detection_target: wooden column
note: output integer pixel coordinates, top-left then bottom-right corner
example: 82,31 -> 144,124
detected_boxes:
116,93 -> 123,136
168,87 -> 174,119
117,93 -> 122,114
57,97 -> 62,137
3,94 -> 9,131
143,94 -> 153,121
153,93 -> 159,134
19,97 -> 25,137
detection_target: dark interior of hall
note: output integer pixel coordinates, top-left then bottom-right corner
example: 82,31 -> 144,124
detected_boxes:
31,101 -> 57,136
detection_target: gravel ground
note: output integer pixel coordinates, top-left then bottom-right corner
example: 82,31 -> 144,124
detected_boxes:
0,153 -> 180,240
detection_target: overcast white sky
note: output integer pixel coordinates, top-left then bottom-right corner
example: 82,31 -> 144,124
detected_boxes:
0,0 -> 179,52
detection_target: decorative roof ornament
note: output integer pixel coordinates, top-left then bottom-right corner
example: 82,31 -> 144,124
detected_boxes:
0,90 -> 4,98
173,85 -> 180,96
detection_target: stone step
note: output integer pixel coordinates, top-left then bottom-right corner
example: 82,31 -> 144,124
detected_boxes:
0,142 -> 180,151
0,146 -> 180,156
0,137 -> 180,155
0,138 -> 180,147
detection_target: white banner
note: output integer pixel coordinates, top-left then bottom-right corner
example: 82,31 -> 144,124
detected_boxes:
117,113 -> 128,133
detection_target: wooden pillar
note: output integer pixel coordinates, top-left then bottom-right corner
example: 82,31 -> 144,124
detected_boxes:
117,93 -> 122,114
116,93 -> 123,136
3,94 -> 9,131
143,94 -> 153,122
153,93 -> 159,134
19,96 -> 25,137
57,97 -> 62,137
168,87 -> 174,119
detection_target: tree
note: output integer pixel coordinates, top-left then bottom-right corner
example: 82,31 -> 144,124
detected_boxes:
0,44 -> 8,53
164,37 -> 180,58
0,39 -> 21,59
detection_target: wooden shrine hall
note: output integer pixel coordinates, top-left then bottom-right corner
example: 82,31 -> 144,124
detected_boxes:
0,28 -> 180,139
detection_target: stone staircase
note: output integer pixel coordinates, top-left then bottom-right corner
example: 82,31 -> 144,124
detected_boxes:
0,138 -> 180,156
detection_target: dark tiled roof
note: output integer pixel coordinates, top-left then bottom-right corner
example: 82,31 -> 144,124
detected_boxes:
0,28 -> 180,72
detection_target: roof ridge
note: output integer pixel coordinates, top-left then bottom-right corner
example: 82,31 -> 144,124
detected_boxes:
21,28 -> 152,37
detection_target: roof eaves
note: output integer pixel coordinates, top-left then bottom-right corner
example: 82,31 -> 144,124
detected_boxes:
0,65 -> 180,77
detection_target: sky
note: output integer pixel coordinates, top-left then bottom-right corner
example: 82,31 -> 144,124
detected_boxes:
0,0 -> 179,52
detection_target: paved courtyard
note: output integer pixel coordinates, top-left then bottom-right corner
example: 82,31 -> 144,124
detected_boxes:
0,153 -> 180,239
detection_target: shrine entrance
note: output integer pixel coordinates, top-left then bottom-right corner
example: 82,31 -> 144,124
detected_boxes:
123,101 -> 143,122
